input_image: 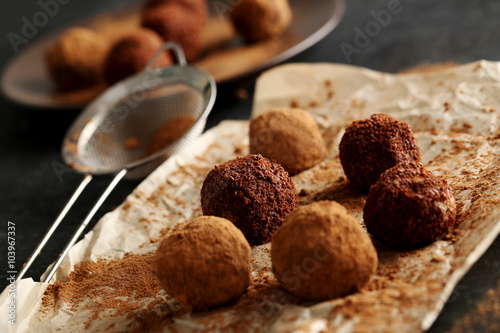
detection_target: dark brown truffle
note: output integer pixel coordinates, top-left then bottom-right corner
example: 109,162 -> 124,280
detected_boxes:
363,162 -> 456,249
46,27 -> 108,91
249,108 -> 327,175
272,201 -> 378,300
141,3 -> 202,62
154,216 -> 252,311
230,0 -> 292,42
104,28 -> 173,85
143,0 -> 208,25
201,154 -> 298,246
339,113 -> 421,192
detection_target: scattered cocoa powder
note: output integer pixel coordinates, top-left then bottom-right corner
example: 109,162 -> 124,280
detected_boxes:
41,253 -> 163,330
447,279 -> 500,333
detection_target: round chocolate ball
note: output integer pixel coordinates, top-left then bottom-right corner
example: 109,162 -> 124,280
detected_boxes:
143,0 -> 208,25
141,3 -> 202,62
201,154 -> 298,246
364,162 -> 456,249
272,201 -> 378,300
230,0 -> 292,42
154,216 -> 252,311
46,27 -> 108,91
104,28 -> 173,85
339,113 -> 421,193
250,108 -> 327,175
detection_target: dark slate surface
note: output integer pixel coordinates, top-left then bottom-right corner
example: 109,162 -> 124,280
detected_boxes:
0,0 -> 499,331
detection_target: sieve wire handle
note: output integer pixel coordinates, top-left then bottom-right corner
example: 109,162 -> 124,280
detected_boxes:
16,175 -> 93,282
43,169 -> 128,283
145,42 -> 187,72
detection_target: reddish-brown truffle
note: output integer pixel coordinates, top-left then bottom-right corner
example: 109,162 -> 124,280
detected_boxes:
104,28 -> 173,85
363,162 -> 456,249
249,108 -> 327,175
143,115 -> 196,157
201,154 -> 298,246
143,0 -> 208,25
339,113 -> 421,192
141,3 -> 202,62
230,0 -> 292,42
272,201 -> 378,300
154,216 -> 252,311
46,27 -> 108,91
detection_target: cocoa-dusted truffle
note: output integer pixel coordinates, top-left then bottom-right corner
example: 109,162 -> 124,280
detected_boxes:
250,108 -> 326,175
143,0 -> 208,25
339,113 -> 421,192
154,216 -> 252,311
201,154 -> 298,246
230,0 -> 292,42
46,27 -> 108,91
142,3 -> 202,62
272,201 -> 378,300
143,115 -> 196,157
363,162 -> 456,249
104,28 -> 173,85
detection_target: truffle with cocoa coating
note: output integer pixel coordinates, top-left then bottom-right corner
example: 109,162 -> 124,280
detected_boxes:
143,0 -> 208,25
104,28 -> 173,85
142,3 -> 202,62
230,0 -> 292,42
143,115 -> 196,157
250,108 -> 326,175
201,154 -> 298,246
339,113 -> 421,192
154,216 -> 252,311
363,162 -> 456,249
272,201 -> 378,300
46,27 -> 108,91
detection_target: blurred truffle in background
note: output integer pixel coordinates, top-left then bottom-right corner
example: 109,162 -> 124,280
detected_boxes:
143,0 -> 208,25
104,28 -> 173,85
142,3 -> 204,62
45,27 -> 108,91
230,0 -> 292,42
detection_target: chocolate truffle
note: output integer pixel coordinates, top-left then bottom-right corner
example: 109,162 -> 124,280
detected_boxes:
154,216 -> 252,311
104,28 -> 173,85
201,154 -> 298,246
230,0 -> 292,42
46,27 -> 108,91
142,3 -> 202,62
250,108 -> 327,175
339,113 -> 421,192
143,115 -> 196,157
272,201 -> 378,300
143,0 -> 208,25
364,162 -> 456,249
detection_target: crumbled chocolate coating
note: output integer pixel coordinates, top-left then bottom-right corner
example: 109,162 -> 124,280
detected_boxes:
339,113 -> 421,193
201,154 -> 298,246
363,162 -> 456,249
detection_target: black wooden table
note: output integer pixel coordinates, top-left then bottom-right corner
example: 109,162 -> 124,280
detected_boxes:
1,0 -> 499,331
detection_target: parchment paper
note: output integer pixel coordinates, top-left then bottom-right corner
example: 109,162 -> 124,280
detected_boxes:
2,60 -> 500,332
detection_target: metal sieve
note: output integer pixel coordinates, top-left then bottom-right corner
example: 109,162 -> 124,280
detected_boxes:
17,43 -> 216,283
